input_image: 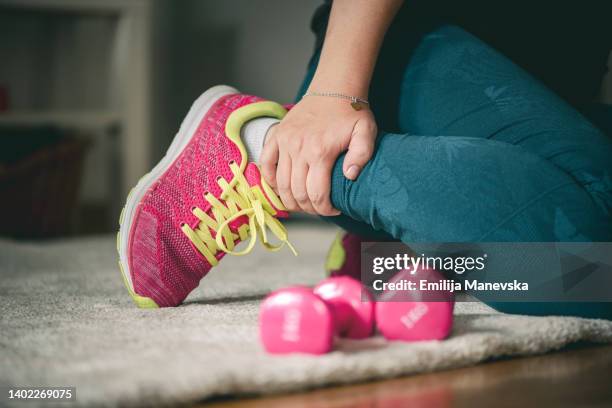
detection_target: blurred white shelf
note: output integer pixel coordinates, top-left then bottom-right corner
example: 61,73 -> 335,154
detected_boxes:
0,111 -> 120,129
0,0 -> 152,215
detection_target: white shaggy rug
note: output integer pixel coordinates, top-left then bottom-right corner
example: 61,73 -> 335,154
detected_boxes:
1,224 -> 611,407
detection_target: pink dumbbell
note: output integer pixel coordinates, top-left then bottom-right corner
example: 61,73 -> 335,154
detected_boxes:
375,268 -> 454,342
259,276 -> 375,354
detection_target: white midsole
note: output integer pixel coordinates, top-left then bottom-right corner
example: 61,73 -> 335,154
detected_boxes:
118,85 -> 238,291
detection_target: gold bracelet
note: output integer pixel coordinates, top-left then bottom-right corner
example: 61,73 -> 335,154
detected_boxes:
303,91 -> 370,111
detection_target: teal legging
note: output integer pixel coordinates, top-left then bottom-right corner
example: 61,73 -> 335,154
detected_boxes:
297,25 -> 612,319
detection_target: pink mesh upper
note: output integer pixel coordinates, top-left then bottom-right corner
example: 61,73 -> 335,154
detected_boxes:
128,93 -> 283,307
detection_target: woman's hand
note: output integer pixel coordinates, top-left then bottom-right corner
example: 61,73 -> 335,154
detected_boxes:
259,0 -> 402,215
260,96 -> 377,215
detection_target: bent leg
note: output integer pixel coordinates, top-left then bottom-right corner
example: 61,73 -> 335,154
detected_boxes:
298,23 -> 612,239
330,133 -> 612,242
328,132 -> 612,319
296,19 -> 612,318
377,24 -> 612,214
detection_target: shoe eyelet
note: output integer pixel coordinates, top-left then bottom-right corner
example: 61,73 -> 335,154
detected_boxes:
216,175 -> 223,182
228,160 -> 236,166
191,206 -> 197,212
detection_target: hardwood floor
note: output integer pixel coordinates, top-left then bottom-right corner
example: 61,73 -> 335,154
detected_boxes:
202,344 -> 612,408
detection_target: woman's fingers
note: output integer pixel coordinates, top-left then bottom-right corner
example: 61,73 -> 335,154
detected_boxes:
260,126 -> 279,189
343,117 -> 377,180
307,160 -> 341,216
265,98 -> 377,215
291,161 -> 317,214
276,150 -> 299,211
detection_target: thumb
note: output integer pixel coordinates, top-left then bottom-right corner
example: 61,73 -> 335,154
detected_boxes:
343,118 -> 376,180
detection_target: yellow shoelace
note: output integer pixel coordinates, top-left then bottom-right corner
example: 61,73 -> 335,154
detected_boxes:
181,161 -> 297,266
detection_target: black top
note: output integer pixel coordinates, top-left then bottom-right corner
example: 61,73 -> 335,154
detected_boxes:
311,0 -> 612,109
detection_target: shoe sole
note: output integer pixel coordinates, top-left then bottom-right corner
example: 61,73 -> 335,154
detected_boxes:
117,85 -> 238,308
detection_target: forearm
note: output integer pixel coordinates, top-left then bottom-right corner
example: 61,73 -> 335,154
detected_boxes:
309,0 -> 404,98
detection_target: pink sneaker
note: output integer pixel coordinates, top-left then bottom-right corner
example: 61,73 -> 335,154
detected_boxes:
117,85 -> 295,308
324,232 -> 363,280
325,232 -> 399,280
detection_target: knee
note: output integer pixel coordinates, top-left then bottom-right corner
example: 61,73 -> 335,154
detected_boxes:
418,24 -> 492,64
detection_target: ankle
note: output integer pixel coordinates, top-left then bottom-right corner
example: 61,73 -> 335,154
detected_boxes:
241,117 -> 280,163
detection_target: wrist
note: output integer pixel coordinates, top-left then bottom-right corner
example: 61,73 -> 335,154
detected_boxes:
308,70 -> 370,99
